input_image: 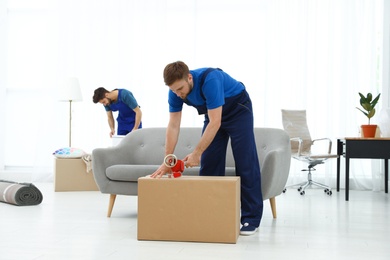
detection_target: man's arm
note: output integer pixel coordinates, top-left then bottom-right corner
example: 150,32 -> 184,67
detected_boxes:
106,111 -> 116,137
150,111 -> 182,178
183,106 -> 222,167
120,89 -> 142,131
132,106 -> 142,131
165,111 -> 182,155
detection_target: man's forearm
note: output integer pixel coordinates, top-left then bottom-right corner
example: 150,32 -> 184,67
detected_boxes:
165,124 -> 180,155
165,112 -> 181,155
132,107 -> 142,130
108,118 -> 115,133
193,120 -> 220,156
193,107 -> 221,156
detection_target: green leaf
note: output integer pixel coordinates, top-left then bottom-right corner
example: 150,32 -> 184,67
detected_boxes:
361,103 -> 371,111
356,107 -> 368,117
371,94 -> 381,108
367,109 -> 375,118
357,92 -> 380,123
367,93 -> 372,102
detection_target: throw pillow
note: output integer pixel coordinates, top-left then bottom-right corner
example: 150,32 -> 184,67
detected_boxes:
53,147 -> 86,159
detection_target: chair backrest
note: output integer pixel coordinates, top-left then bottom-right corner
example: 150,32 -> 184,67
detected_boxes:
281,109 -> 312,154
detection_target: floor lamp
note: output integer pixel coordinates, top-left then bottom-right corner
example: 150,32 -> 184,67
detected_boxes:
59,77 -> 83,147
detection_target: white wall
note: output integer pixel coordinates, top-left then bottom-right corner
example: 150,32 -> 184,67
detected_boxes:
383,0 -> 390,108
0,0 -> 7,171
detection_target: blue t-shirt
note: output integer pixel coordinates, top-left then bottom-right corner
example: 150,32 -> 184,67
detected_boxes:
168,68 -> 244,112
104,89 -> 139,129
104,89 -> 138,112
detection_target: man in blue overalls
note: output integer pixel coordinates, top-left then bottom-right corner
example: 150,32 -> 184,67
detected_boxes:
151,61 -> 263,236
93,87 -> 142,137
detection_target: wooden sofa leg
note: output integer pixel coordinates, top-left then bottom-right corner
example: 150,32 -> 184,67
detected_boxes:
107,194 -> 116,218
269,197 -> 277,218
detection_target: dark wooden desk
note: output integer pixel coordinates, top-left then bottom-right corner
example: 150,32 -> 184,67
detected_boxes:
337,138 -> 390,201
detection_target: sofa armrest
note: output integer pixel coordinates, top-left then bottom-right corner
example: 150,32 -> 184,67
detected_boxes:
92,141 -> 137,192
261,147 -> 291,200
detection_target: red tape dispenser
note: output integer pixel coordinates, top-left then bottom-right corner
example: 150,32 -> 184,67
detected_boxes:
163,154 -> 184,178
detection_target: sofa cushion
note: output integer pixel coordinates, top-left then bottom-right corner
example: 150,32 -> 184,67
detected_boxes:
106,165 -> 202,181
225,167 -> 236,176
106,165 -> 160,181
106,165 -> 236,181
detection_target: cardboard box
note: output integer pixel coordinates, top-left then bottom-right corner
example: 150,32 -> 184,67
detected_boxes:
112,135 -> 125,146
137,176 -> 240,244
54,158 -> 99,192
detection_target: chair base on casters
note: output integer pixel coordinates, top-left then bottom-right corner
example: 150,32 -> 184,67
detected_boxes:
283,166 -> 332,196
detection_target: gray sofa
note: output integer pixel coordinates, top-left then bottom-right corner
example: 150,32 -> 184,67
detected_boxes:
92,127 -> 291,218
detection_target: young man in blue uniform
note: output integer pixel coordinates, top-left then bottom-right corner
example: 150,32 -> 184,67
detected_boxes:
93,87 -> 142,137
151,61 -> 263,236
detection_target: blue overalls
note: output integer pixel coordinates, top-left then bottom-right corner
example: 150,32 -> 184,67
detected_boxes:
109,90 -> 142,135
188,69 -> 264,228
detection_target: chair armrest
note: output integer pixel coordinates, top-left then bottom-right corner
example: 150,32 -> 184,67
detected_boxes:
290,137 -> 304,156
312,138 -> 333,154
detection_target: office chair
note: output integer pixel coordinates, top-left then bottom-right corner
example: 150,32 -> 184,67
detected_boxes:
281,109 -> 338,195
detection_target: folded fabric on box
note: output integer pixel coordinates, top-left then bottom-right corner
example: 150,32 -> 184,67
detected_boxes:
0,180 -> 43,206
82,154 -> 92,173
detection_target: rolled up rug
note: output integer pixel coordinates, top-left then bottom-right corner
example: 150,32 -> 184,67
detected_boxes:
0,180 -> 43,206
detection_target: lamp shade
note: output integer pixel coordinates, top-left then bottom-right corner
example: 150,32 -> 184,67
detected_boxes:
59,77 -> 83,102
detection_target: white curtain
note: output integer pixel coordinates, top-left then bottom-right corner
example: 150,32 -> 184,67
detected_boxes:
2,0 -> 387,190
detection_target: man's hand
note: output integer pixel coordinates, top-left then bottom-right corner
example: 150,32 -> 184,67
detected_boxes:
183,152 -> 201,168
150,164 -> 172,179
109,129 -> 115,138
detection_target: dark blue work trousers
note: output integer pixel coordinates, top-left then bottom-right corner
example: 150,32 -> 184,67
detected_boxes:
199,89 -> 263,228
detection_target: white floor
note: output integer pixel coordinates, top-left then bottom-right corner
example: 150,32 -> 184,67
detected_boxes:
1,183 -> 389,260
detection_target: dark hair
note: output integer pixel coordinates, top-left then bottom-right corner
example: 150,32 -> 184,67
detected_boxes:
92,87 -> 109,103
163,61 -> 190,86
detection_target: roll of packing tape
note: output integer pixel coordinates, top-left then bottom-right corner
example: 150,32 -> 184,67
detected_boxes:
164,154 -> 177,167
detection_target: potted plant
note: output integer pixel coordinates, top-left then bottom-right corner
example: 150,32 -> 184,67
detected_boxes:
356,92 -> 381,137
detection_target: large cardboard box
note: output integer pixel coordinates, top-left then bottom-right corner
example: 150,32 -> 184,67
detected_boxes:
137,176 -> 240,244
54,158 -> 99,192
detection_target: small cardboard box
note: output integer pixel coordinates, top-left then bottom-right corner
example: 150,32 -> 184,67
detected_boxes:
112,135 -> 125,146
54,158 -> 99,192
137,176 -> 240,244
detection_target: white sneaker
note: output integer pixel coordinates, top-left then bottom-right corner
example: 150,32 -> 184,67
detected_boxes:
240,223 -> 258,236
